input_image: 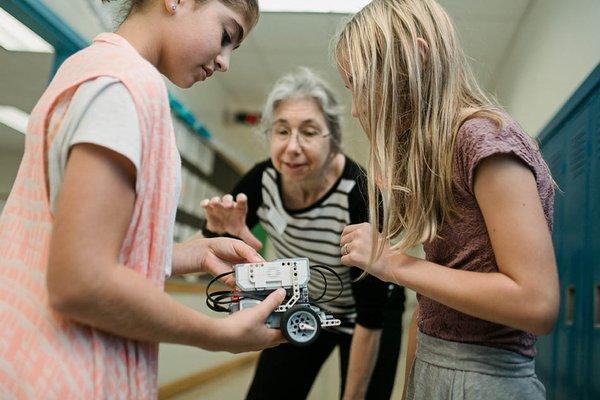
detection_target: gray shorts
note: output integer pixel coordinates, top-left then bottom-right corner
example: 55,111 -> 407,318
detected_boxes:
406,331 -> 546,400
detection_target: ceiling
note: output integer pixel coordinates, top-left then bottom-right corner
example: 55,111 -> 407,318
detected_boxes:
0,0 -> 533,170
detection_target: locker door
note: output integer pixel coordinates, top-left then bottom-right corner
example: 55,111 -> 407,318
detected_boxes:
586,91 -> 600,400
538,131 -> 566,400
554,103 -> 591,400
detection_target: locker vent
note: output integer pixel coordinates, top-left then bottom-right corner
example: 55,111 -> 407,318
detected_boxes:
595,284 -> 600,329
565,285 -> 575,326
548,152 -> 561,176
597,115 -> 600,160
569,129 -> 587,178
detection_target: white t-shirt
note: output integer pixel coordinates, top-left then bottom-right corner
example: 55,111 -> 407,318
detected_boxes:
47,76 -> 179,275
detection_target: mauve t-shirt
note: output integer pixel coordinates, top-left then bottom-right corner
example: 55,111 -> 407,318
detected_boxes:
420,116 -> 555,358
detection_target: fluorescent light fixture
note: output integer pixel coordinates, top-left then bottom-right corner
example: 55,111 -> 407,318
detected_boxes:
259,0 -> 371,14
0,7 -> 54,53
0,106 -> 29,135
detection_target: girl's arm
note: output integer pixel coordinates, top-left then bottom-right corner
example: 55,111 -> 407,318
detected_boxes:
341,154 -> 559,335
47,144 -> 285,353
343,324 -> 382,400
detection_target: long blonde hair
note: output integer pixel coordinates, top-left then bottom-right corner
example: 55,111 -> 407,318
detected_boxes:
334,0 -> 504,259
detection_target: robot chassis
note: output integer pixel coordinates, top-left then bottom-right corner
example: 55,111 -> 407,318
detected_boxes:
228,258 -> 341,346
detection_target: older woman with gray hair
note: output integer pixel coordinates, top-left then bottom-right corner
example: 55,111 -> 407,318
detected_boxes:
200,67 -> 404,400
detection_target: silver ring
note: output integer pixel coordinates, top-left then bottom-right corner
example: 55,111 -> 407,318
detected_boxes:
341,243 -> 349,256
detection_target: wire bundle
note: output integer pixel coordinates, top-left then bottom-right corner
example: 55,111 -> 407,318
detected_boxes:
205,265 -> 344,313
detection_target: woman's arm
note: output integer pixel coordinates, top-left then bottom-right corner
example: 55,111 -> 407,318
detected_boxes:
47,144 -> 285,353
341,155 -> 559,335
343,324 -> 382,400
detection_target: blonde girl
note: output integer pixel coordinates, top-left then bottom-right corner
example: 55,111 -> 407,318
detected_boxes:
335,0 -> 559,399
0,1 -> 286,398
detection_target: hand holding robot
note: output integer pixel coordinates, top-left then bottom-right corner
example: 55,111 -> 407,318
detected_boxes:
207,258 -> 342,346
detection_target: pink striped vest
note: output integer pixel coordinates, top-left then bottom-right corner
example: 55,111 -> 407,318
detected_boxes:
0,33 -> 180,399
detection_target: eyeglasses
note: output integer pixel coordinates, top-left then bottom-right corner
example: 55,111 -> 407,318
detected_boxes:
270,127 -> 331,146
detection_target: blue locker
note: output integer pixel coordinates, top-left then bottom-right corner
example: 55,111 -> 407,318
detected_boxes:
538,130 -> 565,400
538,64 -> 600,400
554,105 -> 589,400
586,91 -> 600,399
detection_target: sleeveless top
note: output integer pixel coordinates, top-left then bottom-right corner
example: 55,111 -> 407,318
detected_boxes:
0,33 -> 180,398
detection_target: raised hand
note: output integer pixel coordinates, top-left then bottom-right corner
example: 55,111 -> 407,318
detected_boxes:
201,193 -> 262,250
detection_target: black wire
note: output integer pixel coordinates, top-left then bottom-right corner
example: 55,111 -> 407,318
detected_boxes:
206,293 -> 231,312
212,292 -> 236,305
310,265 -> 344,304
206,271 -> 280,312
208,271 -> 235,288
308,267 -> 328,302
206,271 -> 235,312
242,291 -> 270,301
205,264 -> 345,311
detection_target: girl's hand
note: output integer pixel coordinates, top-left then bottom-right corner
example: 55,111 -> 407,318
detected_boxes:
212,289 -> 287,353
340,223 -> 398,283
173,237 -> 264,286
201,193 -> 262,250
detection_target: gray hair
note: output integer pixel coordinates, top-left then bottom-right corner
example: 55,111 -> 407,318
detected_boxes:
261,67 -> 343,154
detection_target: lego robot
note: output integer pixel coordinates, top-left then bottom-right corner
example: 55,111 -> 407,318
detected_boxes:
207,258 -> 342,346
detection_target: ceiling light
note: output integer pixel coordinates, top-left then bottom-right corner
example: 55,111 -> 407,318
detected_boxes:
259,0 -> 371,14
0,7 -> 54,53
0,106 -> 29,135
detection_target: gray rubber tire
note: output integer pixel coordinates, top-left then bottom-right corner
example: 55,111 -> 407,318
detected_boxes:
281,306 -> 322,346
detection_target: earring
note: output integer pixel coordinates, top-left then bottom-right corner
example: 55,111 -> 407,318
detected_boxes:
171,3 -> 177,11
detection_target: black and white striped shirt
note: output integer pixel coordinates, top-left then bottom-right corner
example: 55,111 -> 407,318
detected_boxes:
233,157 -> 388,334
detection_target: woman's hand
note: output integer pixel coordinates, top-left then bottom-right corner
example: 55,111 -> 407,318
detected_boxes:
201,193 -> 262,250
340,223 -> 405,283
172,236 -> 264,286
210,288 -> 287,353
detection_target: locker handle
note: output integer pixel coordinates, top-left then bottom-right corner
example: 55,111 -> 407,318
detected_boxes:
594,283 -> 600,329
565,285 -> 575,326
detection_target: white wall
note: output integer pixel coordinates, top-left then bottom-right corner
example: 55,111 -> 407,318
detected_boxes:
0,151 -> 24,206
494,0 -> 600,137
169,81 -> 269,172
